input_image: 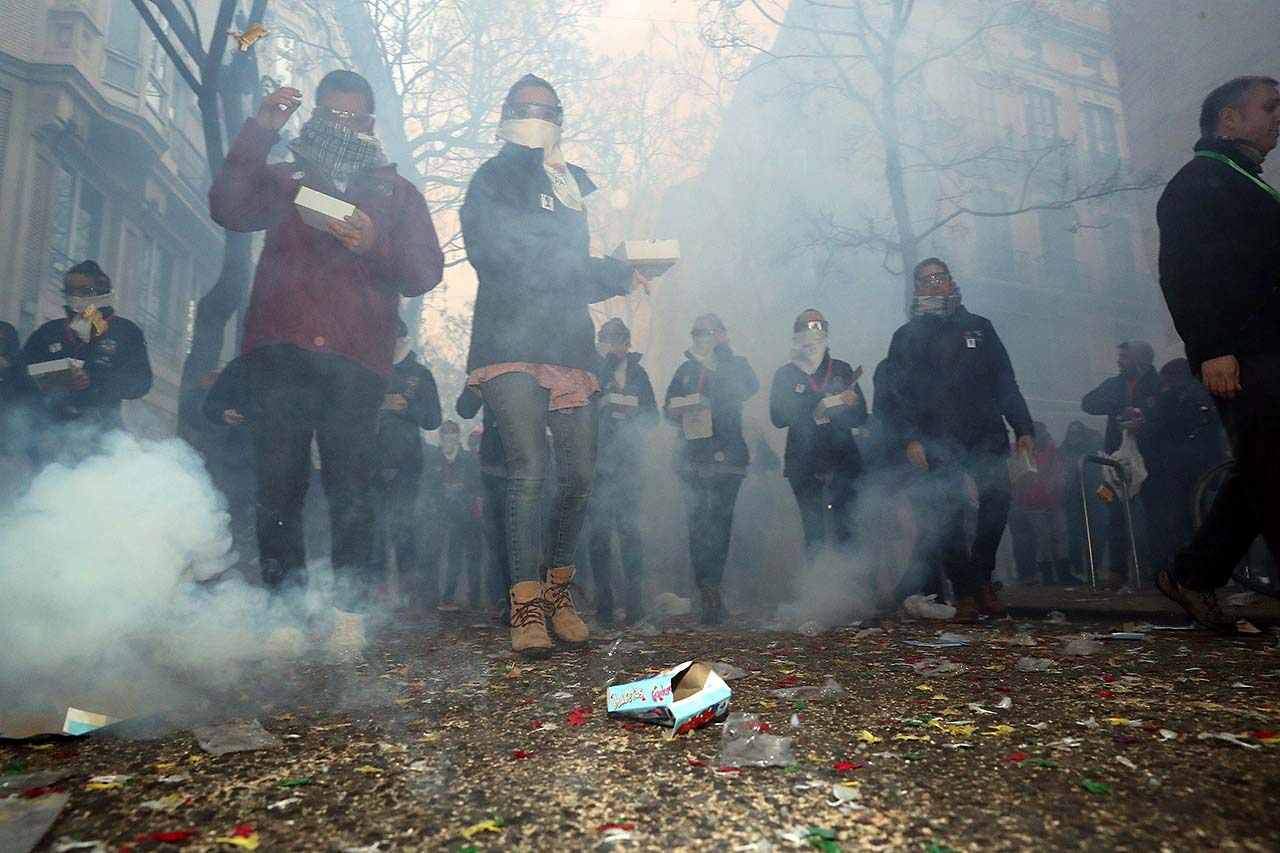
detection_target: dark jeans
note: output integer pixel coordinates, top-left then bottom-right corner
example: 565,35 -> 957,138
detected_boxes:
680,471 -> 744,588
588,471 -> 644,617
788,472 -> 857,552
908,449 -> 1012,598
246,345 -> 383,610
1174,352 -> 1280,590
479,371 -> 598,584
482,472 -> 512,607
372,466 -> 423,602
441,515 -> 485,607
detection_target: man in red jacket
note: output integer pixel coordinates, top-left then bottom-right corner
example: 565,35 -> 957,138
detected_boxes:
209,70 -> 444,660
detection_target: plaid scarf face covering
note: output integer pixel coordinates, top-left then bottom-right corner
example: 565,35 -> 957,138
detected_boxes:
288,119 -> 388,186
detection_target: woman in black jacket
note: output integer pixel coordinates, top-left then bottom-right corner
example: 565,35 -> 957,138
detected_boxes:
461,74 -> 643,654
663,314 -> 758,623
769,310 -> 867,554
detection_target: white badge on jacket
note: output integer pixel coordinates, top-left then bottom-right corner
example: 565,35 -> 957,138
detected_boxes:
540,193 -> 555,211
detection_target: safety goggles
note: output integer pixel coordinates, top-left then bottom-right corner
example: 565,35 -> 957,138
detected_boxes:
914,272 -> 952,287
313,106 -> 375,132
691,328 -> 724,338
505,101 -> 564,125
794,319 -> 829,333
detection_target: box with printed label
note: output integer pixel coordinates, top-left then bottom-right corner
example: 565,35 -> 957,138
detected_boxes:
605,661 -> 732,738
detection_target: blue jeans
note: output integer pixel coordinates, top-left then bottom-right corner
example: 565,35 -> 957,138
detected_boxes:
480,372 -> 598,585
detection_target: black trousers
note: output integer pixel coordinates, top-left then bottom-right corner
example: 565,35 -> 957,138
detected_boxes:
246,345 -> 384,609
440,513 -> 485,607
907,448 -> 1012,599
680,471 -> 744,588
482,472 -> 511,608
372,465 -> 423,600
788,471 -> 857,552
588,471 -> 644,617
1174,352 -> 1280,590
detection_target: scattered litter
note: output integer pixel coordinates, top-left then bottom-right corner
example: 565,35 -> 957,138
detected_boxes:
1116,756 -> 1138,770
720,713 -> 797,768
0,771 -> 68,793
654,592 -> 692,616
1197,732 -> 1261,750
771,677 -> 847,701
855,628 -> 884,640
140,794 -> 189,812
1046,611 -> 1067,624
1003,634 -> 1039,647
460,817 -> 504,838
798,620 -> 824,637
1061,637 -> 1104,656
51,839 -> 107,853
0,790 -> 71,853
1015,657 -> 1055,672
1237,620 -> 1261,634
157,775 -> 191,784
62,708 -> 119,736
937,632 -> 975,645
1079,780 -> 1111,795
903,594 -> 956,620
712,663 -> 751,681
267,797 -> 301,811
192,720 -> 281,755
354,766 -> 383,774
912,658 -> 967,676
275,778 -> 312,788
904,640 -> 963,649
1110,633 -> 1146,641
214,823 -> 260,850
607,662 -> 731,739
87,775 -> 130,784
828,783 -> 863,811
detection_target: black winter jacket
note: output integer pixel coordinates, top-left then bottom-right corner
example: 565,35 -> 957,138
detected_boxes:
376,352 -> 441,474
20,309 -> 152,429
597,351 -> 658,480
456,387 -> 505,475
422,445 -> 481,519
1157,138 -> 1280,372
879,307 -> 1032,456
462,143 -> 632,373
1080,368 -> 1162,455
663,347 -> 759,472
769,353 -> 867,480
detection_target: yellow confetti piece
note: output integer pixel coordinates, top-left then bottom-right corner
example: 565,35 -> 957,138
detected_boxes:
273,713 -> 294,721
1255,735 -> 1280,745
27,744 -> 54,751
215,834 -> 261,850
807,751 -> 823,764
1106,718 -> 1130,726
940,709 -> 961,716
983,725 -> 1015,737
189,755 -> 203,764
461,818 -> 504,839
943,725 -> 977,737
84,782 -> 123,791
857,730 -> 883,744
419,733 -> 441,743
893,734 -> 932,742
150,762 -> 177,770
758,701 -> 779,709
933,695 -> 950,702
394,698 -> 415,705
915,685 -> 933,692
406,720 -> 430,729
354,766 -> 383,774
833,658 -> 846,665
983,664 -> 1006,671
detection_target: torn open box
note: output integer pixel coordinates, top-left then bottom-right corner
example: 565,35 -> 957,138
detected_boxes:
606,661 -> 731,738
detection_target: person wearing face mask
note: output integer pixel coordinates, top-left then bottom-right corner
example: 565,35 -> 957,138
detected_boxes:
372,320 -> 441,613
879,258 -> 1034,623
769,309 -> 868,559
209,70 -> 444,661
589,318 -> 658,625
427,420 -> 484,612
1154,76 -> 1280,633
20,260 -> 152,440
663,314 -> 759,624
461,74 -> 648,654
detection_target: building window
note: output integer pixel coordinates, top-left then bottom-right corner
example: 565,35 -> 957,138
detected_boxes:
145,39 -> 170,121
974,192 -> 1016,282
130,230 -> 180,352
1080,53 -> 1101,76
1037,208 -> 1077,289
104,0 -> 143,92
48,166 -> 103,294
1024,86 -> 1058,146
1080,103 -> 1119,166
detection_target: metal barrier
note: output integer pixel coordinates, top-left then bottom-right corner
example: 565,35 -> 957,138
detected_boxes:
1078,453 -> 1141,591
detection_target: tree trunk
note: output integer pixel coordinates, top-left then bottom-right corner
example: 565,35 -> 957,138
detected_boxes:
880,76 -> 918,310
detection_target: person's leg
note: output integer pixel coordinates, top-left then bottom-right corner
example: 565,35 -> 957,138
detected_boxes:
481,472 -> 511,611
615,483 -> 646,624
464,519 -> 484,609
1105,498 -> 1131,586
245,347 -> 319,600
389,471 -> 421,609
830,472 -> 858,547
315,356 -> 385,614
705,475 -> 744,589
587,496 -> 616,620
968,452 -> 1013,615
788,476 -> 827,553
541,398 -> 598,641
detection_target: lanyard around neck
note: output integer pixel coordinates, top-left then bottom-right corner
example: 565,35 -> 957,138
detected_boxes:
1195,150 -> 1280,207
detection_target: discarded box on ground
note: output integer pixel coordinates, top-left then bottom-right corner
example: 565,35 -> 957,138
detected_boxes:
63,707 -> 119,736
294,186 -> 356,231
611,239 -> 681,276
606,661 -> 731,738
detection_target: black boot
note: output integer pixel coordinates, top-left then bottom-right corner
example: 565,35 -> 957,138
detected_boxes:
699,584 -> 723,625
1055,559 -> 1084,587
1036,562 -> 1055,586
623,577 -> 645,626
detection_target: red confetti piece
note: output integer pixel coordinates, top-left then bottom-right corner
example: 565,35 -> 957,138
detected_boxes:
234,824 -> 255,838
777,674 -> 798,688
1099,691 -> 1115,698
687,758 -> 705,767
715,767 -> 741,774
832,761 -> 863,772
619,723 -> 643,730
1003,753 -> 1027,762
531,721 -> 544,729
1249,731 -> 1279,740
512,749 -> 531,759
52,751 -> 79,760
568,707 -> 592,727
596,823 -> 636,833
1102,675 -> 1118,683
749,722 -> 771,732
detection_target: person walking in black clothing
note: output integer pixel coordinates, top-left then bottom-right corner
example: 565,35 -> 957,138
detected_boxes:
373,321 -> 441,612
879,258 -> 1034,622
664,313 -> 759,624
1081,340 -> 1162,588
589,318 -> 658,625
769,309 -> 867,554
20,260 -> 152,441
457,388 -> 512,621
430,421 -> 485,611
197,358 -> 259,578
1154,76 -> 1280,631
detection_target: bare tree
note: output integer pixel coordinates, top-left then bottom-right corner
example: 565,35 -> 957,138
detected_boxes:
128,0 -> 268,438
702,0 -> 1158,302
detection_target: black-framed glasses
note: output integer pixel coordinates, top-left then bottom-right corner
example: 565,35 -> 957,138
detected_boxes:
505,101 -> 564,125
794,319 -> 829,333
314,106 -> 375,131
915,272 -> 952,287
691,328 -> 723,338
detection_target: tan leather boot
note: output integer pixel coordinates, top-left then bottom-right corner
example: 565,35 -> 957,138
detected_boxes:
509,581 -> 551,654
953,596 -> 981,623
542,566 -> 590,643
977,582 -> 1008,619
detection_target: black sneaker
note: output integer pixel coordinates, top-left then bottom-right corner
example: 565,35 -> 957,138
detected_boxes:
1155,571 -> 1237,634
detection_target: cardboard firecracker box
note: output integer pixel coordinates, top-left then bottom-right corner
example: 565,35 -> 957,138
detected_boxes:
294,186 -> 356,231
606,661 -> 732,738
611,239 -> 681,276
666,393 -> 705,416
27,358 -> 84,392
602,393 -> 639,418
